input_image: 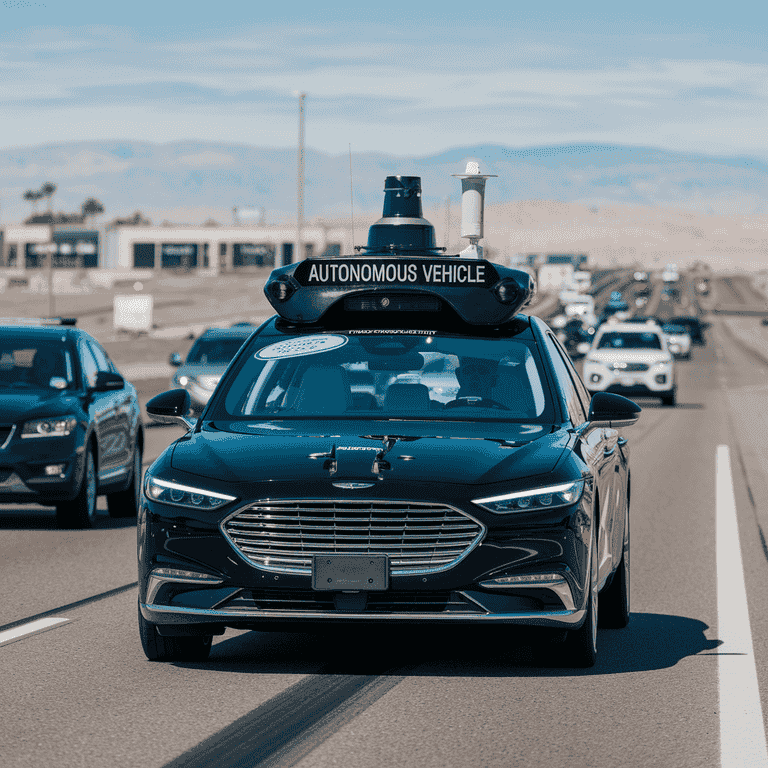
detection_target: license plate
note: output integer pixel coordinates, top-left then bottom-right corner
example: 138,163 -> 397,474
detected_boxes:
312,555 -> 389,591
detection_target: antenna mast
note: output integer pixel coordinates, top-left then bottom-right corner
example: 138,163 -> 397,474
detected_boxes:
349,144 -> 356,252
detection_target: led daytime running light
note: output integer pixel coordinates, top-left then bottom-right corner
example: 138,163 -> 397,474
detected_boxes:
144,476 -> 237,510
473,480 -> 584,514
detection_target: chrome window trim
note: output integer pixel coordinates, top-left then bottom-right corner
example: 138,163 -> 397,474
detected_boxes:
219,498 -> 487,577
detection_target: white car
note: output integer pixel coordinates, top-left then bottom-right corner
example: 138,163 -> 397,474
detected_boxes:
582,321 -> 676,406
560,293 -> 596,319
661,323 -> 692,360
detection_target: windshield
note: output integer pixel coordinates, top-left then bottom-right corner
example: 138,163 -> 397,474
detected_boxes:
210,331 -> 555,422
597,331 -> 663,350
186,336 -> 248,365
0,338 -> 75,390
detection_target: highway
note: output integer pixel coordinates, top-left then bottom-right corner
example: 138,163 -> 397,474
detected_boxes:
2,272 -> 768,767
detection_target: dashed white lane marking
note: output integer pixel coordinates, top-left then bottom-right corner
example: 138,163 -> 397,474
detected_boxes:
0,617 -> 69,647
716,445 -> 768,767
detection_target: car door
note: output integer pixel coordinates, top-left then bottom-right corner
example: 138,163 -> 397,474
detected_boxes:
544,332 -> 618,586
88,340 -> 136,473
79,340 -> 127,485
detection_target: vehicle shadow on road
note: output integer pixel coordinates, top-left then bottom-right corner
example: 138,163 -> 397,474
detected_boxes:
178,612 -> 719,677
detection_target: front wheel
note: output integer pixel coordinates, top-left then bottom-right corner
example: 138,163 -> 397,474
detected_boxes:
661,390 -> 676,407
107,445 -> 143,518
599,503 -> 630,628
562,524 -> 598,667
56,449 -> 97,529
138,604 -> 212,662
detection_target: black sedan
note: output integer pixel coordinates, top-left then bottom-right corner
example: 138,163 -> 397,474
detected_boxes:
140,308 -> 639,667
0,320 -> 144,528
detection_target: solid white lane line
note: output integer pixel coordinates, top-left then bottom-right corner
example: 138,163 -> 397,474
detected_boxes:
0,617 -> 69,647
716,445 -> 768,767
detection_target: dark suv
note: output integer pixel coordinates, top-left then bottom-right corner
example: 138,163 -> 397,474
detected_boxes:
0,319 -> 144,528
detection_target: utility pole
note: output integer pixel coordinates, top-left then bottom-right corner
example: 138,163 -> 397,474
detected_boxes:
296,92 -> 306,265
48,220 -> 55,318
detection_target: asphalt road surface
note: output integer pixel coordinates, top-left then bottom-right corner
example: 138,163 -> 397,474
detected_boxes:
2,273 -> 768,767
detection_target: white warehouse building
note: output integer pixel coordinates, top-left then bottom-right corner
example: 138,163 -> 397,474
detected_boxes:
0,223 -> 351,275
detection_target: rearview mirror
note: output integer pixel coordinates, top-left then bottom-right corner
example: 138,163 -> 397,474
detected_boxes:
92,371 -> 124,392
146,389 -> 195,430
588,392 -> 641,428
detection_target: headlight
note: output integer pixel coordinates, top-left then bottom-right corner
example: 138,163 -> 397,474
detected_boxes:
473,480 -> 584,514
144,475 -> 237,510
21,415 -> 78,438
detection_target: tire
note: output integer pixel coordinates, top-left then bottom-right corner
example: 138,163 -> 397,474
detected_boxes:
661,390 -> 676,407
138,603 -> 212,662
562,523 -> 598,668
107,445 -> 143,518
599,502 -> 630,629
56,448 -> 98,529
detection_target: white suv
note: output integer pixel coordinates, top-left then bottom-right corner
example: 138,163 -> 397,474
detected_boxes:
582,320 -> 676,406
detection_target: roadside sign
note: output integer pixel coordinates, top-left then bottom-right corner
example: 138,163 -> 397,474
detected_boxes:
113,294 -> 153,333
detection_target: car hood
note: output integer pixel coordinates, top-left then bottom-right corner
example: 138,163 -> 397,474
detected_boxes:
0,391 -> 81,422
170,421 -> 569,486
587,349 -> 671,364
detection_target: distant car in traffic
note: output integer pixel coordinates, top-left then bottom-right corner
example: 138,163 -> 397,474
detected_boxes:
669,316 -> 708,346
661,323 -> 692,360
169,326 -> 255,413
583,320 -> 676,406
0,318 -> 144,527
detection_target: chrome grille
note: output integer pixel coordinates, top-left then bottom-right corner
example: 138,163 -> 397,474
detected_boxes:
219,589 -> 481,614
611,362 -> 649,372
221,499 -> 485,575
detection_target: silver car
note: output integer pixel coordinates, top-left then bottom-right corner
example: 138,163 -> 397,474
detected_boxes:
169,326 -> 254,412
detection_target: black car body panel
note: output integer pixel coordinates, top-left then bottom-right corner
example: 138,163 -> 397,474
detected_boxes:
140,314 -> 633,633
0,323 -> 143,506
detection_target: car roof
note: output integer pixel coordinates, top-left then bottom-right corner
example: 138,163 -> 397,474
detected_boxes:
0,323 -> 78,339
596,321 -> 664,335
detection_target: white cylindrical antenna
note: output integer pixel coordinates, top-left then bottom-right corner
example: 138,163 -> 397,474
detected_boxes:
452,161 -> 497,259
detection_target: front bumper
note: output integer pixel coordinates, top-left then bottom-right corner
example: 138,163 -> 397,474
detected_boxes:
138,487 -> 594,632
583,363 -> 673,394
0,429 -> 84,503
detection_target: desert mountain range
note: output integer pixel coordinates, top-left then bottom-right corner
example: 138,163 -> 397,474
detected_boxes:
2,141 -> 767,269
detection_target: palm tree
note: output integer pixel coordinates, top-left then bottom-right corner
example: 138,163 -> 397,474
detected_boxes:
81,198 -> 105,226
40,182 -> 57,213
23,189 -> 42,214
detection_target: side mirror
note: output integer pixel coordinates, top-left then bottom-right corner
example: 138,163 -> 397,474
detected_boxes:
92,371 -> 125,391
146,389 -> 195,430
588,392 -> 641,428
169,352 -> 183,367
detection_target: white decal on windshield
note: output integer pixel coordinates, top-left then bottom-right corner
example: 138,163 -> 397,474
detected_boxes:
256,335 -> 348,360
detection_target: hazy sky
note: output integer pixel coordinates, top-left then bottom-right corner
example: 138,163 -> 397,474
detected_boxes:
1,1 -> 767,158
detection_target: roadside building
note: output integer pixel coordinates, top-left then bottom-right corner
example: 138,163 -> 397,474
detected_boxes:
0,223 -> 349,278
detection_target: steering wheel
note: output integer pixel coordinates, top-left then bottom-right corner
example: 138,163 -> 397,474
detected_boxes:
445,396 -> 509,410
